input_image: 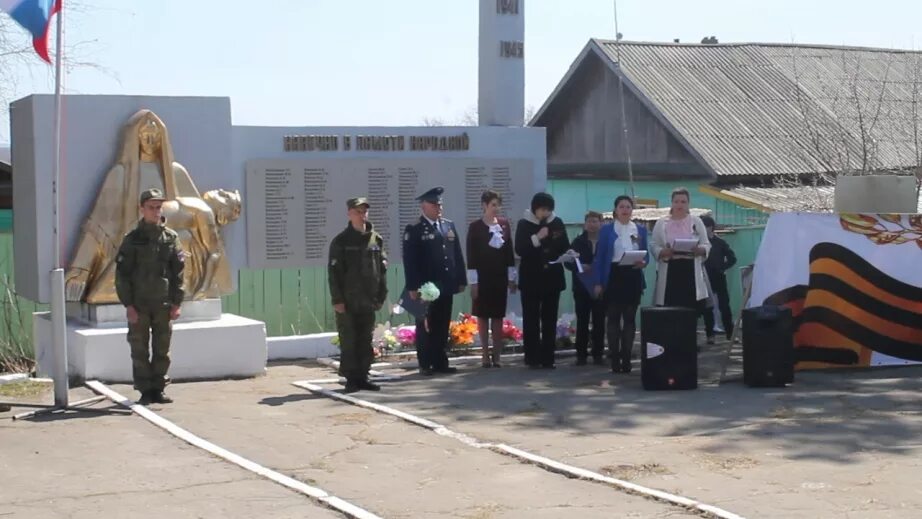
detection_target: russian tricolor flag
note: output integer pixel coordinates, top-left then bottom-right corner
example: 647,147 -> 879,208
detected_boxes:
0,0 -> 61,63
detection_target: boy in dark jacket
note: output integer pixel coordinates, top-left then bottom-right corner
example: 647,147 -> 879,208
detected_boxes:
514,193 -> 570,368
701,215 -> 737,342
567,211 -> 606,365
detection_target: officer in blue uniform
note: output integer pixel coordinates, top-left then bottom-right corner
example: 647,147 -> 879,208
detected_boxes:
402,186 -> 467,376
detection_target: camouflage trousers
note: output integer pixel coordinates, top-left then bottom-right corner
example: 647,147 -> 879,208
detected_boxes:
335,310 -> 375,382
127,305 -> 173,392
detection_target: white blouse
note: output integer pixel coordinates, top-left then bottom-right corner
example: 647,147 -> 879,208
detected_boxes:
487,223 -> 505,249
612,221 -> 638,263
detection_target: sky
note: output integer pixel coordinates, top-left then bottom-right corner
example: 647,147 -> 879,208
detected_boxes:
3,0 -> 922,143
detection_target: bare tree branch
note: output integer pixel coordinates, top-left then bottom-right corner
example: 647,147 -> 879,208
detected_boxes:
420,116 -> 446,127
776,46 -> 922,210
1,2 -> 114,140
863,54 -> 894,168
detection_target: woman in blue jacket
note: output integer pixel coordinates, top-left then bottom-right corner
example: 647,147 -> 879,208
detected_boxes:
591,196 -> 649,373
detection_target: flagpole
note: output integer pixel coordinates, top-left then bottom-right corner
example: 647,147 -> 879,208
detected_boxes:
50,0 -> 69,408
6,1 -> 126,419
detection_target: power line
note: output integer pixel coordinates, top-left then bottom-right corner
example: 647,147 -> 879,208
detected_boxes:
613,0 -> 636,200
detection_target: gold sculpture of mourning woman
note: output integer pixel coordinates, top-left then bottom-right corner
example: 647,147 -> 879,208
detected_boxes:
65,109 -> 241,304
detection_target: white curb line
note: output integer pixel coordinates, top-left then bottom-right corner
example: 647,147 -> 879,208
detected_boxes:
85,380 -> 382,519
292,379 -> 745,519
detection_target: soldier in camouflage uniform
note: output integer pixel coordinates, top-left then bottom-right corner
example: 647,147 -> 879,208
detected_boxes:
328,197 -> 388,393
115,188 -> 185,405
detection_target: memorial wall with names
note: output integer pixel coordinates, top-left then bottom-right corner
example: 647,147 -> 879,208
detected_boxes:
246,158 -> 535,268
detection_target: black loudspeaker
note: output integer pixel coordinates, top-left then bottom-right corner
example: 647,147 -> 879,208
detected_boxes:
742,305 -> 795,387
640,306 -> 698,390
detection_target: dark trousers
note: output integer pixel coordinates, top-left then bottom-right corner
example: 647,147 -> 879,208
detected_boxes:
703,270 -> 734,338
416,293 -> 453,370
607,303 -> 638,368
127,305 -> 172,393
574,290 -> 605,359
336,310 -> 375,381
521,289 -> 560,367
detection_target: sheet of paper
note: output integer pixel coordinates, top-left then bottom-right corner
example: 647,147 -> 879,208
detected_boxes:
671,238 -> 699,252
618,250 -> 647,266
549,250 -> 583,272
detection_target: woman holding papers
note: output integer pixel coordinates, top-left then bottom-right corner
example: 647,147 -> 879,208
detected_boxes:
592,196 -> 649,373
467,190 -> 517,368
515,192 -> 570,369
650,188 -> 712,311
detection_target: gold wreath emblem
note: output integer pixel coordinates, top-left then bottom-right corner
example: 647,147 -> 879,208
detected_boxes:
839,213 -> 922,248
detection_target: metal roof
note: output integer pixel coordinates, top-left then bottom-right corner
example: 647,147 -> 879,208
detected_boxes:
703,184 -> 836,213
704,181 -> 922,213
600,207 -> 712,222
550,40 -> 922,178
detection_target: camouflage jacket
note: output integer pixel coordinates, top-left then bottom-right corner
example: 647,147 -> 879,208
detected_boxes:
115,219 -> 185,308
328,222 -> 388,313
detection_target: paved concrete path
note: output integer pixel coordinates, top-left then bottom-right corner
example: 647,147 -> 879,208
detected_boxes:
4,341 -> 920,518
107,364 -> 696,518
0,386 -> 343,518
329,352 -> 922,519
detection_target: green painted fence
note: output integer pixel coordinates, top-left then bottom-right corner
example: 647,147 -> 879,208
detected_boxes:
220,265 -> 461,336
0,233 -> 47,359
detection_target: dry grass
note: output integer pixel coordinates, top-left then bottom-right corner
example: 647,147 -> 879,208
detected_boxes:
0,353 -> 34,375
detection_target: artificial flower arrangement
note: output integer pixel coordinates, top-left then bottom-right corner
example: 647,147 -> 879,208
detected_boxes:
502,318 -> 523,342
331,291 -> 525,359
332,322 -> 417,359
371,323 -> 399,358
555,316 -> 576,349
447,314 -> 523,350
418,281 -> 441,332
449,313 -> 479,347
395,326 -> 416,347
418,282 -> 441,302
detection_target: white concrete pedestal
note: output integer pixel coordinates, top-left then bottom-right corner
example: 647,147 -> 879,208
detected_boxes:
65,299 -> 224,327
34,312 -> 268,384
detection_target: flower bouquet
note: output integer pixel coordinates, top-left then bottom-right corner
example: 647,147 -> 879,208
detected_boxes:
395,326 -> 416,348
419,282 -> 441,302
416,281 -> 441,331
449,313 -> 478,349
371,323 -> 399,359
555,316 -> 576,349
502,318 -> 523,343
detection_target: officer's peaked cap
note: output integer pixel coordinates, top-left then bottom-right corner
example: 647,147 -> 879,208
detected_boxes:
416,186 -> 444,204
